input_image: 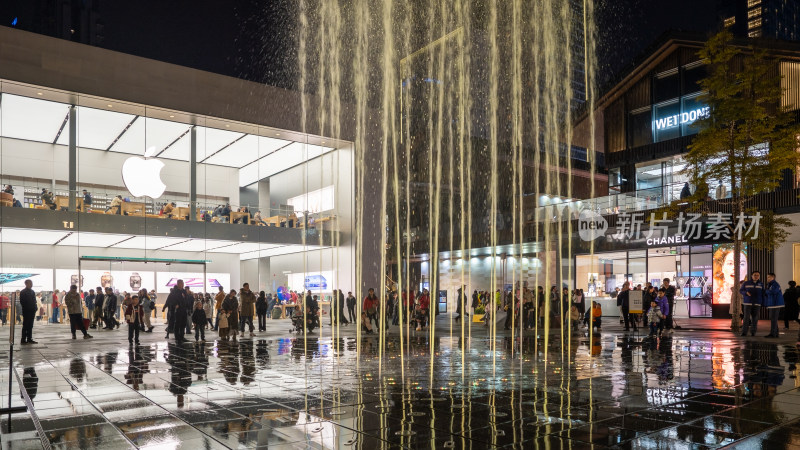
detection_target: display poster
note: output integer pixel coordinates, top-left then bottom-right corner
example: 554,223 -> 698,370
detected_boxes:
155,272 -> 231,293
287,271 -> 335,293
0,268 -> 53,292
712,243 -> 748,305
628,289 -> 643,314
56,269 -> 155,293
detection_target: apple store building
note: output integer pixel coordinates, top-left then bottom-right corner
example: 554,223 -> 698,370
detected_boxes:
0,27 -> 356,309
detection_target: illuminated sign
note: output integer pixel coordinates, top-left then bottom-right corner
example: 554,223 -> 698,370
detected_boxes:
646,234 -> 688,246
653,107 -> 710,131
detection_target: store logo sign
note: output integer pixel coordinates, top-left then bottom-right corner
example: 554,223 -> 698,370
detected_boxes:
578,210 -> 607,241
122,147 -> 166,199
653,106 -> 710,130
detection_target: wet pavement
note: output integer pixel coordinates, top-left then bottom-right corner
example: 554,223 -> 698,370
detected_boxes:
1,316 -> 800,449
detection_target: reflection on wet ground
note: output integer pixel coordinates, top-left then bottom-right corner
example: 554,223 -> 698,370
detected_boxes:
2,319 -> 800,448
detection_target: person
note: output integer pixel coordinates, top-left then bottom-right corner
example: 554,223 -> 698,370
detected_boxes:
221,289 -> 239,342
784,281 -> 800,329
218,309 -> 231,341
266,293 -> 276,320
65,285 -> 92,339
192,299 -> 207,342
139,289 -> 154,332
165,280 -> 188,343
107,195 -> 123,214
213,286 -> 225,330
655,288 -> 670,331
3,184 -> 13,194
346,291 -> 357,323
569,305 -> 580,331
609,287 -> 620,299
41,188 -> 56,210
84,289 -> 95,319
646,300 -> 665,337
203,294 -> 214,329
0,293 -> 8,326
183,288 -> 194,335
589,301 -> 602,330
680,182 -> 691,199
618,282 -> 637,332
82,189 -> 92,209
455,286 -> 467,323
239,283 -> 256,337
51,289 -> 61,324
124,295 -> 143,345
91,287 -> 104,328
103,288 -> 119,329
764,273 -> 784,338
336,289 -> 348,325
740,271 -> 765,337
417,289 -> 430,331
20,280 -> 38,345
363,288 -> 380,332
661,278 -> 676,330
252,210 -> 267,226
256,291 -> 268,331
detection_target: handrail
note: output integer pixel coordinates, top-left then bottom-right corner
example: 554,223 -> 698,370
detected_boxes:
11,364 -> 51,450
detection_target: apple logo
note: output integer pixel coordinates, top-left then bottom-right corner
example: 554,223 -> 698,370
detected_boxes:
122,147 -> 166,198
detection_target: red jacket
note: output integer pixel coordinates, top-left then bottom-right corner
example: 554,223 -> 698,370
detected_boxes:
363,295 -> 379,313
418,294 -> 430,310
124,304 -> 142,324
0,296 -> 8,309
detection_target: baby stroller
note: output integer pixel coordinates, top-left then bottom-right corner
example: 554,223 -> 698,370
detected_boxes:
290,309 -> 319,333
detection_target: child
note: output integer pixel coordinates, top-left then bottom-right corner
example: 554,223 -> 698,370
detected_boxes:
591,301 -> 602,330
124,295 -> 142,345
218,311 -> 230,341
570,305 -> 580,331
646,300 -> 665,337
192,300 -> 207,342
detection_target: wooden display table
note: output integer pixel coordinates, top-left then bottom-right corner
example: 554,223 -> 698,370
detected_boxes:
121,201 -> 146,216
265,215 -> 286,227
230,211 -> 250,224
54,196 -> 84,211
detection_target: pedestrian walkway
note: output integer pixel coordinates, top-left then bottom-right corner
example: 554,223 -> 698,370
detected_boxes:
2,315 -> 800,448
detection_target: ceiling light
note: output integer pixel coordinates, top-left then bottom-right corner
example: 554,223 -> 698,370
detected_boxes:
169,115 -> 174,118
37,92 -> 43,96
225,124 -> 230,128
275,133 -> 280,136
107,104 -> 113,108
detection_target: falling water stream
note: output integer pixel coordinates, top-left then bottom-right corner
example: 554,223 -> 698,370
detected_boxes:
298,0 -> 598,419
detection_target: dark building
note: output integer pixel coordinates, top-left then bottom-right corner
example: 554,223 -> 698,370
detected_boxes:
3,0 -> 103,45
718,0 -> 800,40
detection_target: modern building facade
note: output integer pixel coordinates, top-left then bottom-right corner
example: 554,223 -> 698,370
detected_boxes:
570,32 -> 800,318
0,26 -> 363,311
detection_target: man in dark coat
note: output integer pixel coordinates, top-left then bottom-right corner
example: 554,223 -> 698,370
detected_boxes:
92,287 -> 104,329
103,288 -> 119,330
20,280 -> 38,345
783,281 -> 799,329
165,280 -> 188,343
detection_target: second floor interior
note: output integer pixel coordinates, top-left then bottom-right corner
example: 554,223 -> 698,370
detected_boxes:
0,80 -> 354,260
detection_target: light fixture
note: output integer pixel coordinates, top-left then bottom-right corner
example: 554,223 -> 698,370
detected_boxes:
169,115 -> 174,118
225,124 -> 230,128
275,133 -> 280,136
107,104 -> 113,108
37,92 -> 43,96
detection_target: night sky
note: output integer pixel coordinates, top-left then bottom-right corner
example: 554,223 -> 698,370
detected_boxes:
1,0 -> 720,93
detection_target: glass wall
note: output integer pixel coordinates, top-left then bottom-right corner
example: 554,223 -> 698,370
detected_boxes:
0,80 -> 354,321
576,245 -> 713,317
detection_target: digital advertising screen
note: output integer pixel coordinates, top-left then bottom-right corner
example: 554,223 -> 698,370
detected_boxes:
155,272 -> 231,293
0,268 -> 53,292
55,269 -> 155,293
712,243 -> 748,305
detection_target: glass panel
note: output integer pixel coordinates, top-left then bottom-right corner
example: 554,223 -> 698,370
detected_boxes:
683,65 -> 706,95
680,93 -> 709,137
654,72 -> 680,103
653,101 -> 681,142
627,109 -> 653,148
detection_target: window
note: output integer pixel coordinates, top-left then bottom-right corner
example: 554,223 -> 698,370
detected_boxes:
747,0 -> 761,8
682,64 -> 706,95
627,108 -> 653,148
653,100 -> 681,142
287,185 -> 335,217
609,168 -> 623,194
680,94 -> 708,137
653,71 -> 680,103
747,7 -> 761,19
749,17 -> 762,29
724,16 -> 736,27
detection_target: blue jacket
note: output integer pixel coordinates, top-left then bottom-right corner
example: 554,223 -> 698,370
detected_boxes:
764,280 -> 784,309
656,295 -> 669,316
740,280 -> 765,306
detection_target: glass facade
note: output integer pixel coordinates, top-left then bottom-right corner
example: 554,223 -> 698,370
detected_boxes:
576,245 -> 714,318
0,80 -> 354,312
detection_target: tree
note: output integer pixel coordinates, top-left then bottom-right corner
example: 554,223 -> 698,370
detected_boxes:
683,30 -> 800,333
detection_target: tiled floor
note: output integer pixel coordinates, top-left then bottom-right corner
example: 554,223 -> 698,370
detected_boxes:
1,316 -> 799,448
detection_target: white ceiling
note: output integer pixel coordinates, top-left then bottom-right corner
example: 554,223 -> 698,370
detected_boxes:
0,228 -> 328,260
0,93 -> 336,183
